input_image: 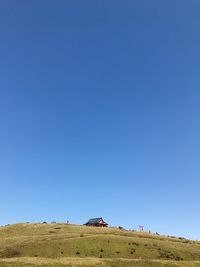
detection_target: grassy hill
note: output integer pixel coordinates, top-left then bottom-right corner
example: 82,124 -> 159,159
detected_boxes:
0,223 -> 200,267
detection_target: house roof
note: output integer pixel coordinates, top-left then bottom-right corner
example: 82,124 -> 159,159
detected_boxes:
86,217 -> 107,224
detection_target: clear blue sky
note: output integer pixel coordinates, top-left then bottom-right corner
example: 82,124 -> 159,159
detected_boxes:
0,0 -> 200,240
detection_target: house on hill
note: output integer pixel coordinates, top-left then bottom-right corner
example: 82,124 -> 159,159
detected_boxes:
84,217 -> 108,227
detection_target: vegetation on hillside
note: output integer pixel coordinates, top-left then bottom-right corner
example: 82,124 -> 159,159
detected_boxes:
0,223 -> 199,266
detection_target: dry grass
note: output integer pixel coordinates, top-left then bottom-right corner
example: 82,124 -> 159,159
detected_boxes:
1,257 -> 200,267
0,223 -> 200,266
0,256 -> 102,265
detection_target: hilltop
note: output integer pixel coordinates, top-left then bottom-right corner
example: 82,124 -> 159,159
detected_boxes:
0,223 -> 200,267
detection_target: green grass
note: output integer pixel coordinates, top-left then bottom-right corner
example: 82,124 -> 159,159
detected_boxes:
0,223 -> 199,266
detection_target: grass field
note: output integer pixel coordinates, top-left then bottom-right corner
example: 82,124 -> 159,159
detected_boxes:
0,223 -> 199,266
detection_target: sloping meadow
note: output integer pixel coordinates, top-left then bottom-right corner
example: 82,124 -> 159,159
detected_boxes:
0,223 -> 200,266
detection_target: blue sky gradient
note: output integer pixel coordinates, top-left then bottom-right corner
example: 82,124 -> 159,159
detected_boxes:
0,1 -> 200,239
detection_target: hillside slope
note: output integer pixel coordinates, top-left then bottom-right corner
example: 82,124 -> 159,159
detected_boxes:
0,223 -> 200,266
